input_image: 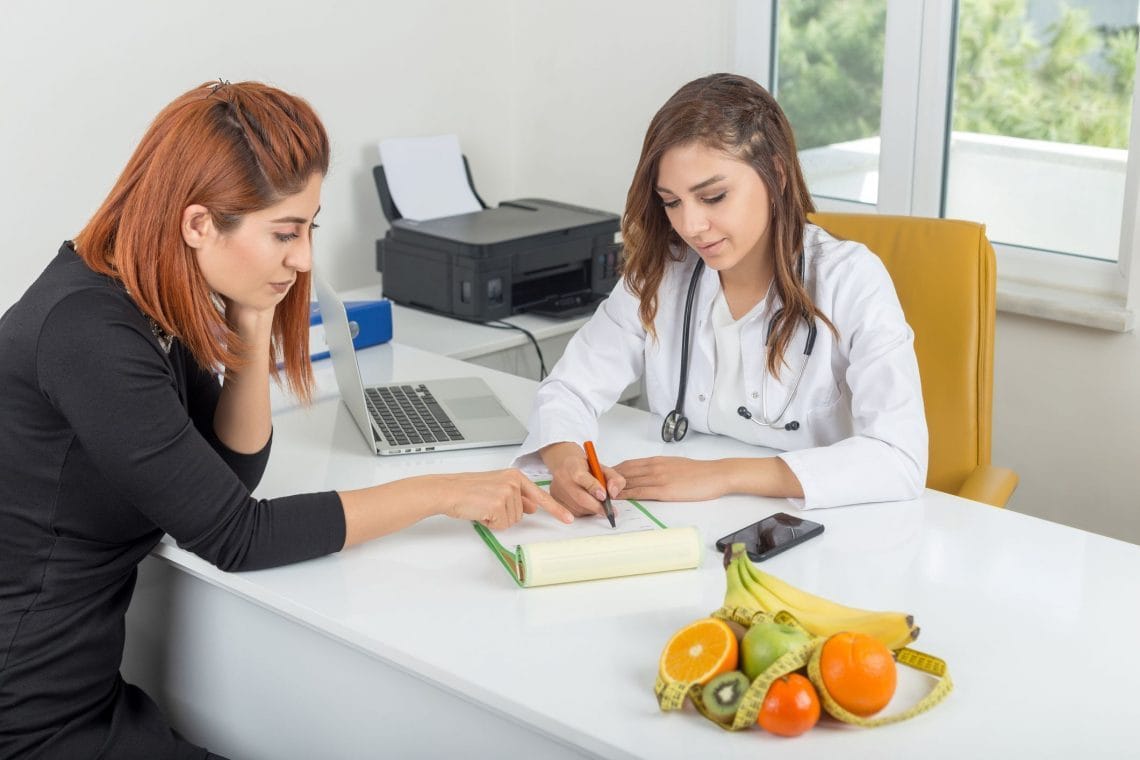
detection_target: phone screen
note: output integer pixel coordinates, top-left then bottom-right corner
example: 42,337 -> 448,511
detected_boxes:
715,512 -> 824,562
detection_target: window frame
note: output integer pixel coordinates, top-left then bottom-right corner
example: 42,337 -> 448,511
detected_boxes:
734,0 -> 1138,331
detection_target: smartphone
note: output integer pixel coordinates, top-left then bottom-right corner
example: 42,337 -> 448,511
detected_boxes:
714,512 -> 825,562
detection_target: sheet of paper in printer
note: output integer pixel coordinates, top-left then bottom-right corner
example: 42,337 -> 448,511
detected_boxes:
377,134 -> 483,221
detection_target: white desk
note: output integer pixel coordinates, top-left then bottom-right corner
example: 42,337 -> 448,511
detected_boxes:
340,282 -> 642,404
123,342 -> 1140,758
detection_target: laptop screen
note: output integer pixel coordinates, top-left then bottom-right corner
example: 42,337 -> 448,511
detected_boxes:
312,271 -> 379,447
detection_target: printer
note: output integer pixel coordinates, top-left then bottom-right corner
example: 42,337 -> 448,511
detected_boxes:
373,160 -> 622,322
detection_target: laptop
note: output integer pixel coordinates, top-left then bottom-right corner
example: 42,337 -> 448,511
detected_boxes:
314,273 -> 528,455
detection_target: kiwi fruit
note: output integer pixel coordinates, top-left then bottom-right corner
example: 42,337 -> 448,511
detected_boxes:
700,670 -> 750,721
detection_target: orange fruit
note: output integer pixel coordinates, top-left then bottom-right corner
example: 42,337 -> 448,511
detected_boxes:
757,674 -> 820,737
658,618 -> 739,685
819,631 -> 897,717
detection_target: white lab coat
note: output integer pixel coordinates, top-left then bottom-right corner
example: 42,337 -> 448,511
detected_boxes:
515,223 -> 928,509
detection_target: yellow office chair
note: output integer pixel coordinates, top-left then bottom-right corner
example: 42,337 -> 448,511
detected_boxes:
808,212 -> 1019,507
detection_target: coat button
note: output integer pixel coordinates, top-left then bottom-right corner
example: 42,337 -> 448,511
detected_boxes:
698,394 -> 706,402
750,391 -> 759,399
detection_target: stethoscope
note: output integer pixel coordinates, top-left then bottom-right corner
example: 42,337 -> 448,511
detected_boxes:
660,254 -> 817,443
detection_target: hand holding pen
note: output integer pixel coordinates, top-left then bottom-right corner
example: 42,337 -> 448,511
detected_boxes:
537,441 -> 625,521
583,441 -> 617,528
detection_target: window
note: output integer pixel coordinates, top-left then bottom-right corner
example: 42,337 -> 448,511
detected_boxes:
946,0 -> 1139,264
735,0 -> 1139,330
775,0 -> 888,206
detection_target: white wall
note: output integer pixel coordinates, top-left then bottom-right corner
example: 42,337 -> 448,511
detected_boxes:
510,2 -> 733,215
3,1 -> 1138,545
0,0 -> 731,307
994,315 -> 1140,543
0,0 -> 518,302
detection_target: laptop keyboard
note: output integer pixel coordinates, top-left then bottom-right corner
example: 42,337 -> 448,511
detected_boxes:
364,384 -> 465,446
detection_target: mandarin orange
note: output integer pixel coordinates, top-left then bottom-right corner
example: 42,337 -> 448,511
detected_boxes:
757,673 -> 821,737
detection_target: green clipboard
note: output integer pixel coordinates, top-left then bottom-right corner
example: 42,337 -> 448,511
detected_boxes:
472,481 -> 701,588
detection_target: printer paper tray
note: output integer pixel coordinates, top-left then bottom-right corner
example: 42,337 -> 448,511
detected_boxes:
521,291 -> 606,319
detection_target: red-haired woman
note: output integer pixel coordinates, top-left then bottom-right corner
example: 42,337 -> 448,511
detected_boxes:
516,73 -> 928,516
0,81 -> 565,759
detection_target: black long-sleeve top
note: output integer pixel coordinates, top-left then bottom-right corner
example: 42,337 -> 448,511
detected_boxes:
0,243 -> 346,758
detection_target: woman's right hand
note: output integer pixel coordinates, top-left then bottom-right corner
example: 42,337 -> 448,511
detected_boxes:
539,442 -> 626,517
437,469 -> 573,530
340,468 -> 572,548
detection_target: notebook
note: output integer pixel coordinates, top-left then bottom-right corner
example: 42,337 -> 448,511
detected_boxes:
474,481 -> 703,588
314,273 -> 528,455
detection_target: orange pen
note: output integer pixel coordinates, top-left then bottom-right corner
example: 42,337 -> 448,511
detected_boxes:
583,440 -> 617,528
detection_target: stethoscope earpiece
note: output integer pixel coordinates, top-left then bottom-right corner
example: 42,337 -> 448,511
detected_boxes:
737,406 -> 799,431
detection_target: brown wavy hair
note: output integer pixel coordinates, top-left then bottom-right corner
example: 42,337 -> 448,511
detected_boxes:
622,73 -> 834,378
73,80 -> 330,401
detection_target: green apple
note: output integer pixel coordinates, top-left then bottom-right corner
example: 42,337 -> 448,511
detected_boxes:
741,620 -> 812,680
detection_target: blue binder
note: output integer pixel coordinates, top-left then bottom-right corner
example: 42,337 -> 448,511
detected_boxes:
309,299 -> 393,361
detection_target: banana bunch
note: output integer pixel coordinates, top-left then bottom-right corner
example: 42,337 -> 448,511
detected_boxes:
723,543 -> 919,651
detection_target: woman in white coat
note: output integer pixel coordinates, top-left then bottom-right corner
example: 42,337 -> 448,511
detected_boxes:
516,73 -> 928,516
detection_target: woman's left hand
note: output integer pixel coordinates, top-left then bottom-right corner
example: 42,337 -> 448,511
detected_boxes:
613,456 -> 727,501
223,298 -> 276,342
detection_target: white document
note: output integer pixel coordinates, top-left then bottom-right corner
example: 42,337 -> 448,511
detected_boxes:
472,482 -> 701,588
493,498 -> 661,548
377,134 -> 483,221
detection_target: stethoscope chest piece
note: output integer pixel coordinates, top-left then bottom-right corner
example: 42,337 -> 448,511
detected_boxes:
661,410 -> 688,442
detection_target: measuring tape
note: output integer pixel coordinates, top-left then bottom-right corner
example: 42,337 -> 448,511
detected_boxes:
654,606 -> 953,731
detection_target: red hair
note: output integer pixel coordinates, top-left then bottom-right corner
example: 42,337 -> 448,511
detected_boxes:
73,80 -> 330,401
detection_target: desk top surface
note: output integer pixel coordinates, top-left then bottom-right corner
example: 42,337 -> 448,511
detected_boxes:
163,341 -> 1140,758
344,283 -> 591,360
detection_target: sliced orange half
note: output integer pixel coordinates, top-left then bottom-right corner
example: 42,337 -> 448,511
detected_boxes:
658,617 -> 739,685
